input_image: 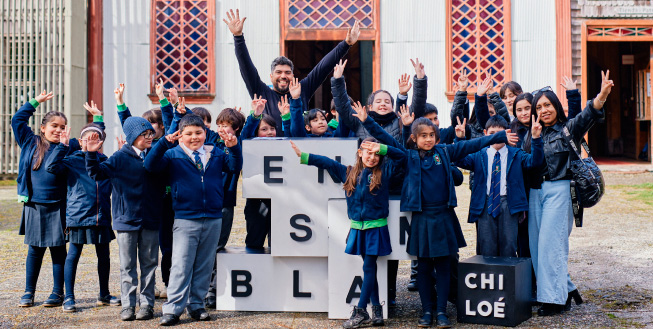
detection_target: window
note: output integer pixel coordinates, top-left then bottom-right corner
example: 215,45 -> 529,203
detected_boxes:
446,0 -> 512,100
150,0 -> 215,103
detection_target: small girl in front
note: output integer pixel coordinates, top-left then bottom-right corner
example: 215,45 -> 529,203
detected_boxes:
290,137 -> 405,329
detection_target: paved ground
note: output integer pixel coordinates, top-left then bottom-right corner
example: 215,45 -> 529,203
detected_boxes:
0,172 -> 651,328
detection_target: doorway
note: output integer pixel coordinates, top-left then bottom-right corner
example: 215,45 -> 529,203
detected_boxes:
284,40 -> 375,112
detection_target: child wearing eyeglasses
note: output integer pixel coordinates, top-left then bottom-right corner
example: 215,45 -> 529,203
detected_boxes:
85,116 -> 166,322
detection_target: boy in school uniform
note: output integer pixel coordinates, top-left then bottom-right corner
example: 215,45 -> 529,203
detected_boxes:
144,114 -> 242,326
455,115 -> 543,257
85,116 -> 165,321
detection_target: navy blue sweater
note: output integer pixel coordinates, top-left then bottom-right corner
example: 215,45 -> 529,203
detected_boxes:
234,34 -> 350,135
46,146 -> 112,228
302,144 -> 405,222
144,138 -> 242,219
289,98 -> 350,138
86,144 -> 165,231
455,138 -> 544,222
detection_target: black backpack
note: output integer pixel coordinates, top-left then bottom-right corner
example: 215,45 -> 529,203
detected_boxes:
562,127 -> 605,210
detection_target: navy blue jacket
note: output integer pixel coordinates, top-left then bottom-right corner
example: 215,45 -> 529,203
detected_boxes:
234,34 -> 350,135
86,144 -> 165,231
289,98 -> 350,138
303,144 -> 405,222
117,100 -> 173,133
144,138 -> 243,219
361,116 -> 509,212
11,100 -> 84,203
46,146 -> 112,228
455,138 -> 544,222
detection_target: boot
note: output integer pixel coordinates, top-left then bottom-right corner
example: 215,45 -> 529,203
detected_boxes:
342,306 -> 371,328
371,305 -> 384,326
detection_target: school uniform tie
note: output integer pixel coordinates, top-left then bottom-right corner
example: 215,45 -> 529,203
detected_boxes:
193,151 -> 204,174
139,151 -> 145,160
488,151 -> 501,218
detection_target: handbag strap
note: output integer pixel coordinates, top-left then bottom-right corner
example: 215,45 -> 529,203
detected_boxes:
562,126 -> 598,181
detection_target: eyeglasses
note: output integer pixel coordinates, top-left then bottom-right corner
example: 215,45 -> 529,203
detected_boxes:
531,86 -> 553,96
139,131 -> 155,139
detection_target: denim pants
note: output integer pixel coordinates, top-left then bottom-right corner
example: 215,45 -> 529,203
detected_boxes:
116,229 -> 159,308
478,196 -> 519,257
529,180 -> 577,305
162,217 -> 221,316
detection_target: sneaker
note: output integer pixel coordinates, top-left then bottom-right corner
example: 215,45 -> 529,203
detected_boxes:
62,298 -> 76,313
136,306 -> 154,320
342,306 -> 371,329
97,294 -> 121,306
42,293 -> 64,307
160,313 -> 180,326
19,292 -> 34,308
120,307 -> 136,321
371,305 -> 384,326
436,312 -> 452,328
188,308 -> 211,321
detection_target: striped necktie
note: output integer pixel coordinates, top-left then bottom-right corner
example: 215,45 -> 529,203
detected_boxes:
193,151 -> 204,174
488,151 -> 501,218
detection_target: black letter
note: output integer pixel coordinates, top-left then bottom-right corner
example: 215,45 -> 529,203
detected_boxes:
231,270 -> 252,297
399,216 -> 410,245
318,156 -> 342,183
290,214 -> 312,242
293,270 -> 312,298
345,276 -> 363,304
264,156 -> 284,183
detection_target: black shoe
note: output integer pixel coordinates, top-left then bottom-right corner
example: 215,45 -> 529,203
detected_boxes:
188,308 -> 211,321
160,313 -> 180,326
19,292 -> 34,308
62,297 -> 76,313
120,307 -> 136,321
43,293 -> 64,307
436,313 -> 451,328
342,306 -> 371,329
418,311 -> 433,327
97,294 -> 121,306
537,303 -> 564,316
136,306 -> 154,320
371,305 -> 384,326
407,280 -> 418,292
565,289 -> 583,311
204,296 -> 217,310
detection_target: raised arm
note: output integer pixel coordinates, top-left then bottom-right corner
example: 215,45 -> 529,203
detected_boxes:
445,130 -> 510,162
224,9 -> 268,98
450,70 -> 470,126
396,73 -> 411,111
45,143 -> 71,175
409,58 -> 427,118
287,79 -> 307,137
85,133 -> 112,181
291,141 -> 348,183
488,92 -> 510,123
567,70 -> 613,141
144,133 -> 176,173
241,96 -> 267,139
331,63 -> 363,134
219,132 -> 243,174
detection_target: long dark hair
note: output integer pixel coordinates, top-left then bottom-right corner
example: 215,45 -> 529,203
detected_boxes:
255,114 -> 277,136
33,111 -> 67,170
343,137 -> 384,197
510,92 -> 533,133
499,81 -> 523,99
531,90 -> 567,125
406,117 -> 440,150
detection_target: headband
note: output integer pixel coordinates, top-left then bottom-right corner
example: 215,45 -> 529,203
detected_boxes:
80,126 -> 105,140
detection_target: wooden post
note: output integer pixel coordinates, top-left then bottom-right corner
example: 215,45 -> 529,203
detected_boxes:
556,0 -> 572,109
88,0 -> 102,122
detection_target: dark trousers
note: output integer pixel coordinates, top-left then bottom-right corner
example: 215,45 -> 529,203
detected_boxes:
244,199 -> 271,249
26,245 -> 66,295
64,243 -> 111,299
478,196 -> 519,257
160,194 -> 175,287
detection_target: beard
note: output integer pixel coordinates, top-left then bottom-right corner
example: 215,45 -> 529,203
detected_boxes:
274,78 -> 290,94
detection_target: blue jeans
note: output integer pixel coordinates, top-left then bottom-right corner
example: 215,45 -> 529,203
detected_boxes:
116,229 -> 159,308
529,180 -> 577,305
64,243 -> 111,300
162,218 -> 221,316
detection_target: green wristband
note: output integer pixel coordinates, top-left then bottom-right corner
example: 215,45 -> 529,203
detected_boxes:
377,144 -> 388,156
29,99 -> 39,109
281,112 -> 291,121
93,115 -> 103,122
250,110 -> 263,120
117,103 -> 127,112
300,152 -> 310,165
159,98 -> 170,107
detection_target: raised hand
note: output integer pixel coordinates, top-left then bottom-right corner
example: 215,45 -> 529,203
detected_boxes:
83,100 -> 102,116
531,113 -> 542,139
60,126 -> 71,146
289,78 -> 301,99
399,104 -> 414,127
455,117 -> 467,139
333,59 -> 348,79
351,101 -> 367,123
155,78 -> 165,100
457,69 -> 470,92
410,58 -> 425,79
223,9 -> 246,36
116,135 -> 126,149
34,90 -> 55,103
176,97 -> 186,115
477,75 -> 492,96
505,129 -> 519,147
360,141 -> 381,154
345,20 -> 360,46
593,70 -> 614,110
398,74 -> 412,96
290,140 -> 302,157
251,94 -> 267,116
560,75 -> 577,91
167,87 -> 179,105
114,83 -> 125,105
278,95 -> 290,116
165,130 -> 182,143
219,131 -> 238,147
86,132 -> 104,152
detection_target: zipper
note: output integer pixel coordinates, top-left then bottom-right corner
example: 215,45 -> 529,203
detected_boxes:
96,181 -> 99,226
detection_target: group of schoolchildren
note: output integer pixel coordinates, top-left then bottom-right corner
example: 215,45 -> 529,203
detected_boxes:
12,9 -> 613,329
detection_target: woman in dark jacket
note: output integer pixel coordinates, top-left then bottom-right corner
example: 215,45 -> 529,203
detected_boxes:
526,71 -> 613,316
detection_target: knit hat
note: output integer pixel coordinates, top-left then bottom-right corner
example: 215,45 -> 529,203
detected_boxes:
123,117 -> 154,146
